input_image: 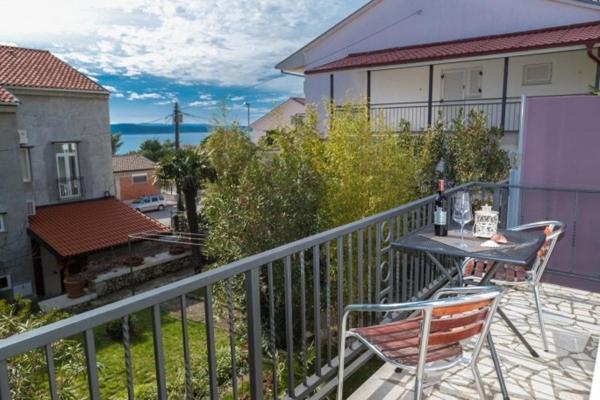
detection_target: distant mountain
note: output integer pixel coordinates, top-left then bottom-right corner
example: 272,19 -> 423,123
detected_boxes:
111,123 -> 212,135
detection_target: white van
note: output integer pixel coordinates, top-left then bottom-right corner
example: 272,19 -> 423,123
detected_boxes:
130,194 -> 167,212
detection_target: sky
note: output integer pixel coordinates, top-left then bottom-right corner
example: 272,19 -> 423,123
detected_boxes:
0,0 -> 367,124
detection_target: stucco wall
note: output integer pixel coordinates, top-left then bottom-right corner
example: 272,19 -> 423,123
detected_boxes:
251,99 -> 305,142
11,90 -> 113,206
0,107 -> 34,297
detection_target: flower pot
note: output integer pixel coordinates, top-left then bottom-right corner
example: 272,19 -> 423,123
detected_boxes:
64,277 -> 85,298
168,245 -> 187,255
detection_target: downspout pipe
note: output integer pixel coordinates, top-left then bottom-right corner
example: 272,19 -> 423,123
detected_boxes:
586,42 -> 600,64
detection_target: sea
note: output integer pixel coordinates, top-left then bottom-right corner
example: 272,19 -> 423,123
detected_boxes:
116,132 -> 210,154
111,123 -> 212,155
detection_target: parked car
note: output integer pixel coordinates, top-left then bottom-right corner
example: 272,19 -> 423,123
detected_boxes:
130,194 -> 167,212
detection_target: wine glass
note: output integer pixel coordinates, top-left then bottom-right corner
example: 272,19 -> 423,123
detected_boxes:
452,192 -> 472,248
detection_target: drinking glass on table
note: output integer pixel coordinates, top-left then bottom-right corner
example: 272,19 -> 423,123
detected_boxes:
453,191 -> 472,248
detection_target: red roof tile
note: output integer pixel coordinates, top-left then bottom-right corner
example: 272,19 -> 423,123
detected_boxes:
0,86 -> 18,104
28,198 -> 168,257
112,155 -> 156,173
0,45 -> 107,93
306,21 -> 600,74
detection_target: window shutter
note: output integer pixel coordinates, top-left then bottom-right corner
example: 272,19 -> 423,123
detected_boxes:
467,68 -> 483,98
442,70 -> 466,101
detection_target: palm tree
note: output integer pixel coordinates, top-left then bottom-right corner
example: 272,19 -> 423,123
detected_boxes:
155,147 -> 213,272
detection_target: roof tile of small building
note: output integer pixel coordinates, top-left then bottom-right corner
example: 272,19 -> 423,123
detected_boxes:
28,197 -> 168,257
306,21 -> 600,74
0,86 -> 18,104
0,45 -> 107,93
112,154 -> 156,173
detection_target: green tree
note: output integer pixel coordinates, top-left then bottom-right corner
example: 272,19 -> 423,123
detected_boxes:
111,132 -> 123,155
444,109 -> 510,185
138,138 -> 175,162
155,148 -> 214,271
0,297 -> 87,399
315,103 -> 418,228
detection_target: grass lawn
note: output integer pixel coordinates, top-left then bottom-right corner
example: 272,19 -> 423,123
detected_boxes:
70,308 -> 230,399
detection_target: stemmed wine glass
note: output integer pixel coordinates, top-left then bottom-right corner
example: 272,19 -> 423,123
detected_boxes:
453,192 -> 472,248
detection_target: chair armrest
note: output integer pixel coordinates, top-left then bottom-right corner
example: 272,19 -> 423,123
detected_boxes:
432,285 -> 503,299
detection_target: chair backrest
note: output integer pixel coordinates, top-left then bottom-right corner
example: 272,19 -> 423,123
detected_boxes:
509,220 -> 565,283
417,287 -> 503,369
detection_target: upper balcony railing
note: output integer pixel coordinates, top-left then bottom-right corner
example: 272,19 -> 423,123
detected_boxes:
0,182 -> 512,400
370,97 -> 522,133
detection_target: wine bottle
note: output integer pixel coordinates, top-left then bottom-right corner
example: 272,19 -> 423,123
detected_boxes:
434,179 -> 448,236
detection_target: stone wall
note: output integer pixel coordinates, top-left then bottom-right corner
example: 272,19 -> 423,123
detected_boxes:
89,252 -> 192,297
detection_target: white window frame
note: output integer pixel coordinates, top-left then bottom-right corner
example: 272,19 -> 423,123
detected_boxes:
132,173 -> 148,184
441,66 -> 483,101
20,147 -> 32,183
0,214 -> 6,232
55,143 -> 81,199
522,62 -> 553,86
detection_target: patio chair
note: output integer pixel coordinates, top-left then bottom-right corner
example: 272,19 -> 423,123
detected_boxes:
462,220 -> 565,352
337,286 -> 505,400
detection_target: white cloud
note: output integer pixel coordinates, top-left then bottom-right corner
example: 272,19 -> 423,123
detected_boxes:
230,95 -> 245,102
256,95 -> 290,103
0,0 -> 365,88
128,91 -> 163,100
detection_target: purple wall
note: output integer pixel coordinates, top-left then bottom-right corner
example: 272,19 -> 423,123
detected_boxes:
519,95 -> 600,292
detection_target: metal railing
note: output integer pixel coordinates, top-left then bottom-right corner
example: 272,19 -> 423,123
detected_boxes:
370,98 -> 521,132
0,182 -> 509,400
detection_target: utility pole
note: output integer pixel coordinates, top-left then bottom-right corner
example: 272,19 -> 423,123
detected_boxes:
173,101 -> 184,215
174,101 -> 182,149
244,102 -> 250,131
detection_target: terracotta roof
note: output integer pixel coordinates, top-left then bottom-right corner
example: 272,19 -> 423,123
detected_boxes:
112,154 -> 156,173
306,21 -> 600,74
0,86 -> 18,104
0,45 -> 107,93
28,198 -> 168,257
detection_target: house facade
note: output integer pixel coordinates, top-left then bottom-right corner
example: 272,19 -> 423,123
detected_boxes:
0,45 -> 154,299
112,154 -> 160,201
250,97 -> 305,142
276,0 -> 600,150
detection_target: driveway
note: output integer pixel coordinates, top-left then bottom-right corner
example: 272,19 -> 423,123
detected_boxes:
146,205 -> 175,227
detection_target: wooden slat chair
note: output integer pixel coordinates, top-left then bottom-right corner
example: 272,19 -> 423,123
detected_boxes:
462,221 -> 565,351
337,286 -> 504,400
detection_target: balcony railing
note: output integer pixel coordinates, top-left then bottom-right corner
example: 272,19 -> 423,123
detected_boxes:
370,98 -> 522,132
0,182 -> 512,400
57,176 -> 84,200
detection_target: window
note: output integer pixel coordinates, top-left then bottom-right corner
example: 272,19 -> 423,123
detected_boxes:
441,67 -> 483,101
26,200 -> 36,216
523,63 -> 552,85
20,147 -> 32,182
132,173 -> 148,184
0,274 -> 11,291
0,214 -> 5,232
55,143 -> 81,199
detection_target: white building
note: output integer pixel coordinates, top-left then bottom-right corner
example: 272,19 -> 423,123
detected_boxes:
250,97 -> 305,142
276,0 -> 600,149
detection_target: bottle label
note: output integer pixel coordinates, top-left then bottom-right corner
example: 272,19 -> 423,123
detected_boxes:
434,207 -> 446,225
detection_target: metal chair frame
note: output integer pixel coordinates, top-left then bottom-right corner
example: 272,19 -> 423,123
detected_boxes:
337,286 -> 505,400
462,220 -> 565,352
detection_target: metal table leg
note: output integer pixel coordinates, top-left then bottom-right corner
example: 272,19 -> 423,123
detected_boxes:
487,333 -> 510,400
480,262 -> 540,358
496,307 -> 540,358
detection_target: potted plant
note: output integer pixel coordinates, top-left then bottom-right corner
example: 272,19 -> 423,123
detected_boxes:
122,255 -> 144,267
168,244 -> 188,255
63,274 -> 86,298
